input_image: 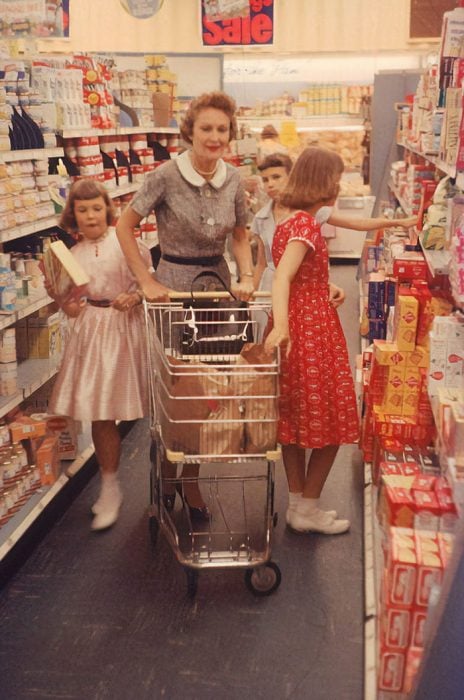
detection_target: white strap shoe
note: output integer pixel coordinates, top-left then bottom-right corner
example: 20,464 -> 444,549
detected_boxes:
287,507 -> 350,535
286,494 -> 337,525
91,482 -> 123,531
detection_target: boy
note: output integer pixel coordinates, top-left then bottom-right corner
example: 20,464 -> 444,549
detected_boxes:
251,152 -> 418,292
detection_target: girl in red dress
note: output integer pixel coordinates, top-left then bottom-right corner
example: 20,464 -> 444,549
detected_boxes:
264,147 -> 360,535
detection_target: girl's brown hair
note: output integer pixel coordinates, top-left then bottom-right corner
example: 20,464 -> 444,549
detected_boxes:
60,179 -> 116,233
180,91 -> 238,144
280,147 -> 344,210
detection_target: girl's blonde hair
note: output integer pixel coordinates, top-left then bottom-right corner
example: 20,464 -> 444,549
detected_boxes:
60,179 -> 115,233
180,91 -> 238,144
280,147 -> 344,210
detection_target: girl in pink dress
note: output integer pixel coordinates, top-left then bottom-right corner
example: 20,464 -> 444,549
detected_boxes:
47,180 -> 151,531
264,148 -> 360,535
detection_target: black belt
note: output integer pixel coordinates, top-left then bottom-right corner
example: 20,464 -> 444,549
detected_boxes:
161,253 -> 223,266
87,298 -> 112,307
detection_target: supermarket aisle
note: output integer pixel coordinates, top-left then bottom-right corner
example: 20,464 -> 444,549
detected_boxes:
0,265 -> 364,700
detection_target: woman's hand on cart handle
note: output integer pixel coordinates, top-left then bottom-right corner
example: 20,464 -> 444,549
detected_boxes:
232,276 -> 255,301
141,278 -> 172,302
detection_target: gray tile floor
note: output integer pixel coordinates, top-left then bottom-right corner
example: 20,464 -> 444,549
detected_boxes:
0,265 -> 364,700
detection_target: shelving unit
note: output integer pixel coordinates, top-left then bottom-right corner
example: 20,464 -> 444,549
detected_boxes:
0,117 -> 180,557
0,217 -> 61,244
237,114 -> 364,133
58,125 -> 179,138
418,237 -> 451,277
364,463 -> 382,700
0,427 -> 93,561
0,292 -> 52,332
0,147 -> 64,163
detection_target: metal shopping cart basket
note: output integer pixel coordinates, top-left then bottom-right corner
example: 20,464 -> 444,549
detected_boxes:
144,292 -> 282,597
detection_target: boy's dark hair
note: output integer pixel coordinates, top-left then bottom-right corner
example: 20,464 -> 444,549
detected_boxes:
257,153 -> 293,174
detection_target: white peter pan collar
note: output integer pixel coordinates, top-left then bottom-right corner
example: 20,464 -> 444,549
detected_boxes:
176,149 -> 227,189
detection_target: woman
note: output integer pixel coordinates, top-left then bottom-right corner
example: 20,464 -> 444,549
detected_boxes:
257,124 -> 289,165
116,91 -> 255,518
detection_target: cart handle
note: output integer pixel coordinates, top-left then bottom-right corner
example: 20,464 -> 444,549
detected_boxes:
166,290 -> 271,300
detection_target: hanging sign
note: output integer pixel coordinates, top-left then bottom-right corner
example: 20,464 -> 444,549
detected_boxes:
201,0 -> 274,47
119,0 -> 164,19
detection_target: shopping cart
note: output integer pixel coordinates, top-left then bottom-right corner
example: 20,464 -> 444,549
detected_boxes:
144,292 -> 282,596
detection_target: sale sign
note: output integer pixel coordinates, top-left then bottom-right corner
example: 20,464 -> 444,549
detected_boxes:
201,0 -> 274,47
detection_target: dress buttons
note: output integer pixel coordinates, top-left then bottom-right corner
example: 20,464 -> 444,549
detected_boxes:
207,217 -> 215,226
204,189 -> 211,198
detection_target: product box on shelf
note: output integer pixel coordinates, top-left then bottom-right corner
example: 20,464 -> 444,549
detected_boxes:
8,415 -> 47,443
27,311 -> 61,360
378,475 -> 416,528
35,435 -> 60,486
41,414 -> 79,460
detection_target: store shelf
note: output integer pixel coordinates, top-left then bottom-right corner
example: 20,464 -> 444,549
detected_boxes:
0,391 -> 24,419
0,147 -> 64,163
0,292 -> 53,332
388,181 -> 413,216
418,236 -> 451,276
238,114 -> 364,133
364,473 -> 377,700
0,427 -> 94,561
17,357 -> 61,399
108,183 -> 139,199
0,216 -> 60,244
364,462 -> 385,700
58,125 -> 179,138
398,140 -> 458,179
0,473 -> 69,561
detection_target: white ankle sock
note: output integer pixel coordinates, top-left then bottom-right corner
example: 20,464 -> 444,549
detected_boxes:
288,492 -> 302,509
101,472 -> 118,485
298,497 -> 322,515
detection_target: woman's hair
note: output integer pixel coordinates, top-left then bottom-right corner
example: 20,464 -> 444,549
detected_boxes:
180,91 -> 238,144
60,179 -> 115,233
260,124 -> 279,139
258,153 -> 293,174
280,147 -> 344,210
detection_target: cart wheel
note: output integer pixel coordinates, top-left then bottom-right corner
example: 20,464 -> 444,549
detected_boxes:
148,515 -> 159,548
244,562 -> 282,597
185,568 -> 199,597
273,512 -> 278,528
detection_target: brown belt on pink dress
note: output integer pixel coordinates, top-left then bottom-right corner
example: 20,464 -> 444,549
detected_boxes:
87,298 -> 112,307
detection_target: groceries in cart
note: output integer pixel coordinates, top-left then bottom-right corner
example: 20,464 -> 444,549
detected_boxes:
159,342 -> 278,460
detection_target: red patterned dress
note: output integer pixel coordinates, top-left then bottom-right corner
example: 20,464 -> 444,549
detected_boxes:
272,210 -> 359,448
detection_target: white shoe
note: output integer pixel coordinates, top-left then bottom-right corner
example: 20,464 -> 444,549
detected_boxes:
285,505 -> 337,525
287,508 -> 350,535
91,496 -> 103,516
91,483 -> 123,531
